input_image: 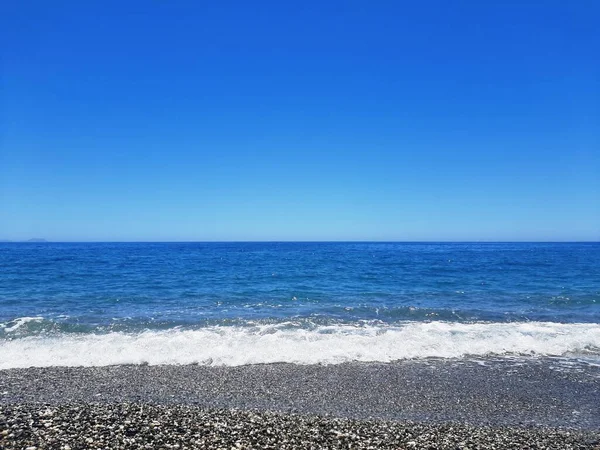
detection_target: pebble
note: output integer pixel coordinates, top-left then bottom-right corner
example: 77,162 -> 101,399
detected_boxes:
0,403 -> 598,450
1,358 -> 599,429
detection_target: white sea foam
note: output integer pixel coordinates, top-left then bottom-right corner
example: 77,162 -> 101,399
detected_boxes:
0,316 -> 44,333
1,321 -> 599,369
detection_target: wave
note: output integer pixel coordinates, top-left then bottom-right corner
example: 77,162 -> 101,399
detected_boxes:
1,321 -> 599,369
0,316 -> 44,333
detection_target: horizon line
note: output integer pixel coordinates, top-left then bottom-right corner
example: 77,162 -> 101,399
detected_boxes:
2,240 -> 599,244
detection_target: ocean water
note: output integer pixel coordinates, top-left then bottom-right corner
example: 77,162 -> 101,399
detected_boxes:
0,242 -> 599,368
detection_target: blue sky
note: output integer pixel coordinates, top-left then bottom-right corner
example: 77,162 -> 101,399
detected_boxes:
1,1 -> 598,241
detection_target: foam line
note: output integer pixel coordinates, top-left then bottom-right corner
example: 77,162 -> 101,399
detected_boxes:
1,321 -> 599,369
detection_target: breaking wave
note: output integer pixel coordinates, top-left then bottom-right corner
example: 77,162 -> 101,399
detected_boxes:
1,321 -> 600,369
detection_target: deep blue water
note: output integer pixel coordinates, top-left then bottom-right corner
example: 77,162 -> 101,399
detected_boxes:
1,242 -> 599,332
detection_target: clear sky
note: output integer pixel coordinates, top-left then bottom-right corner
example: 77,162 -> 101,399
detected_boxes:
1,1 -> 598,241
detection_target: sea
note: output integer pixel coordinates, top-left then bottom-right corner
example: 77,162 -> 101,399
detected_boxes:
1,242 -> 599,369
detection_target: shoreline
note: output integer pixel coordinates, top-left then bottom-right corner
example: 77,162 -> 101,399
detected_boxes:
1,358 -> 599,448
1,357 -> 599,428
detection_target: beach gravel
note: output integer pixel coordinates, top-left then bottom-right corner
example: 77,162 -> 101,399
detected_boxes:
1,402 -> 599,450
1,359 -> 599,448
2,358 -> 599,428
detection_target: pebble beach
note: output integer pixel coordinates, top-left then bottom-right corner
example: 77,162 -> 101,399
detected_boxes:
3,403 -> 599,450
2,359 -> 599,449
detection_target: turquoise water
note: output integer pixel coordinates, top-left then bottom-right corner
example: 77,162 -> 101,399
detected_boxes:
1,242 -> 599,367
